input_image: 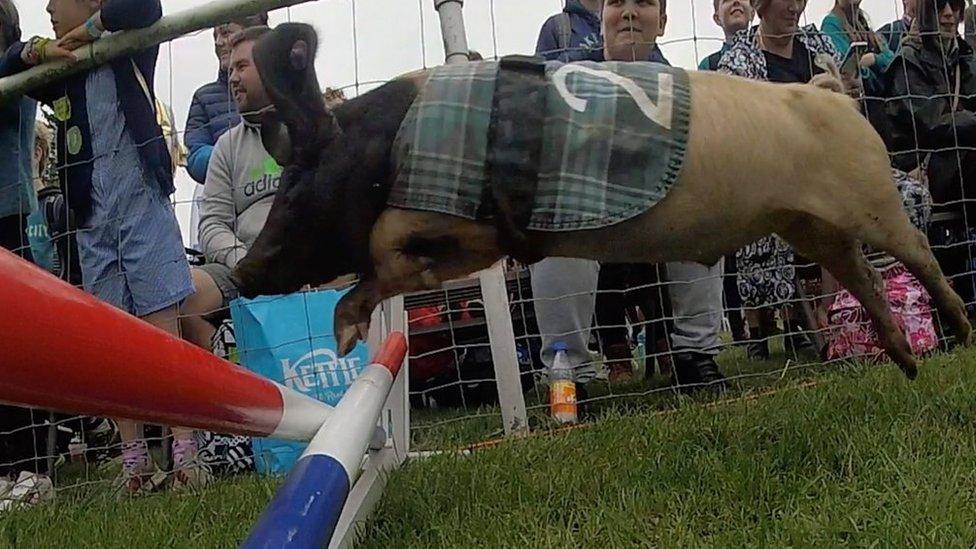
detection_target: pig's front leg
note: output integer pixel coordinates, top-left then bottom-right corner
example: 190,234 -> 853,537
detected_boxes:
335,278 -> 381,356
334,261 -> 439,356
334,253 -> 449,356
336,208 -> 506,355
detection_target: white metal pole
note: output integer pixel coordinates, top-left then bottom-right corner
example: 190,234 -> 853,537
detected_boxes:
433,0 -> 530,436
433,0 -> 470,65
0,0 -> 318,103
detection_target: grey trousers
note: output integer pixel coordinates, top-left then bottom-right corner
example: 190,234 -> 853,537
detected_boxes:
663,260 -> 724,356
530,258 -> 601,382
530,258 -> 724,382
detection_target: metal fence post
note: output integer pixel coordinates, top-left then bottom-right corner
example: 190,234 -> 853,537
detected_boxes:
433,0 -> 530,436
434,0 -> 471,65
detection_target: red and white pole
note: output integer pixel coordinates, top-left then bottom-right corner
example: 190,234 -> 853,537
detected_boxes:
0,248 -> 331,441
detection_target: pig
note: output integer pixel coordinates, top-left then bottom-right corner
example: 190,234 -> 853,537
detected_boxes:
233,23 -> 971,379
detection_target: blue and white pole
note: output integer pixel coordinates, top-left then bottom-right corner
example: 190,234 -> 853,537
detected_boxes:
241,332 -> 408,549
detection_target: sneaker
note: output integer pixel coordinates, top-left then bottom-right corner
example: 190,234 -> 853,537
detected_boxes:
671,352 -> 728,395
170,464 -> 212,491
746,340 -> 771,361
784,331 -> 814,358
0,472 -> 55,512
0,478 -> 14,514
116,463 -> 165,496
117,440 -> 164,497
604,343 -> 635,385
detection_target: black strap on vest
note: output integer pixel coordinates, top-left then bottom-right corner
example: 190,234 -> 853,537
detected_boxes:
483,54 -> 548,264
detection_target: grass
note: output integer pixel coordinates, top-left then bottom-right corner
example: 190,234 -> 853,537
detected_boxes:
3,347 -> 976,547
366,350 -> 976,547
407,337 -> 830,450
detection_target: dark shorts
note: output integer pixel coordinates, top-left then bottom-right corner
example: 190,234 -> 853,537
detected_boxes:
198,262 -> 240,308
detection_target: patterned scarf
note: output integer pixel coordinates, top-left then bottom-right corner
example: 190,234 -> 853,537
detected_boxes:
716,23 -> 840,81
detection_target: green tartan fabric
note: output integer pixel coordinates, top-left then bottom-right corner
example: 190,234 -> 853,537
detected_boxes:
388,59 -> 692,232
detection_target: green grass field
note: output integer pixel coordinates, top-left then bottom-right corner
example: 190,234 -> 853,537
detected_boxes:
3,348 -> 976,547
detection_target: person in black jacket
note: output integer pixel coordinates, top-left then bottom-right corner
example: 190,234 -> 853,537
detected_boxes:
883,0 -> 976,314
878,0 -> 918,53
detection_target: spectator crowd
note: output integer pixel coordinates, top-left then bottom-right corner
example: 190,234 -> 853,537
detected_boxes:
0,0 -> 973,507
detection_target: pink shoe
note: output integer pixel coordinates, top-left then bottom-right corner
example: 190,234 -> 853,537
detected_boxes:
171,438 -> 211,491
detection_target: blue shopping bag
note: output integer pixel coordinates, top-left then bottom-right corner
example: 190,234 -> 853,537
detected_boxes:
230,288 -> 369,475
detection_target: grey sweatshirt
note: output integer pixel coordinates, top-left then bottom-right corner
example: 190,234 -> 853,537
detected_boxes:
198,119 -> 281,269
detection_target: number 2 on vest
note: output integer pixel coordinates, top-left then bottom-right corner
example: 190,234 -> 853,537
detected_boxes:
552,64 -> 674,130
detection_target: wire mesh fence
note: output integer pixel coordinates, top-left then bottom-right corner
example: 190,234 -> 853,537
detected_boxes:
1,0 -> 974,523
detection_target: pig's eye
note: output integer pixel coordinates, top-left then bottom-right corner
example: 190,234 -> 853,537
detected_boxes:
290,40 -> 309,71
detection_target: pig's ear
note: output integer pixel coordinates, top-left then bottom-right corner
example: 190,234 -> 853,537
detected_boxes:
260,108 -> 293,167
254,24 -> 337,160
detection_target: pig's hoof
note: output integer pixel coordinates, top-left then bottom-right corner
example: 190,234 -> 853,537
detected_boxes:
885,333 -> 917,380
959,321 -> 973,347
897,356 -> 918,381
337,322 -> 361,357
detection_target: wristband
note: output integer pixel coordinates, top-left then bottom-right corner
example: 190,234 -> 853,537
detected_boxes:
85,16 -> 103,40
21,37 -> 51,65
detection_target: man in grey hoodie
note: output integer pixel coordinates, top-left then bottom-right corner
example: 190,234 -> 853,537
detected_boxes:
179,25 -> 278,351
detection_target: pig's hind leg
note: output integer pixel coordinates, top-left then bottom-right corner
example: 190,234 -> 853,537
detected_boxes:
778,216 -> 918,379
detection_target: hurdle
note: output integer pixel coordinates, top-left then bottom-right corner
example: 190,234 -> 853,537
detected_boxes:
0,241 -> 411,547
242,333 -> 408,548
0,248 -> 333,441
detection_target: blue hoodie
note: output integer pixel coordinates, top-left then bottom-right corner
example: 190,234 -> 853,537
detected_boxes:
536,1 -> 671,65
535,0 -> 603,62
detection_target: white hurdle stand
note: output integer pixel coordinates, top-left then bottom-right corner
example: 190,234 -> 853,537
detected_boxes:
329,295 -> 410,548
436,0 -> 530,437
479,265 -> 531,436
327,269 -> 532,545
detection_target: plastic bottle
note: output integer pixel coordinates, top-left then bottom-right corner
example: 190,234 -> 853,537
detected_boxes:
68,436 -> 87,463
635,328 -> 647,373
549,342 -> 578,424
